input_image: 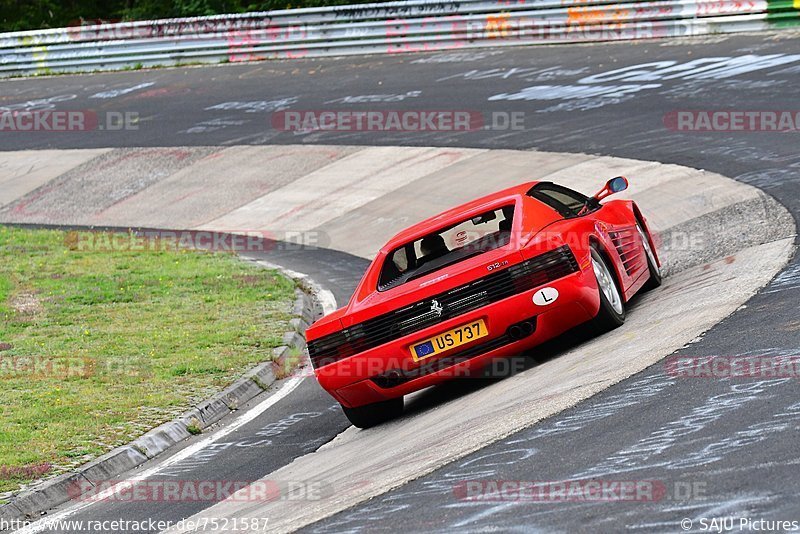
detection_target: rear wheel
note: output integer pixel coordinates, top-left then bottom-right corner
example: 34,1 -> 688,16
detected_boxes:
637,223 -> 662,291
589,246 -> 626,333
341,397 -> 404,429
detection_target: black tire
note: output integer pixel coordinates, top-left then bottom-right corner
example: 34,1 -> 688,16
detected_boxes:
589,246 -> 626,333
637,222 -> 662,291
341,397 -> 404,429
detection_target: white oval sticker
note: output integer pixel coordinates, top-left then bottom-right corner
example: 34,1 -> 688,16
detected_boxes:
533,287 -> 559,306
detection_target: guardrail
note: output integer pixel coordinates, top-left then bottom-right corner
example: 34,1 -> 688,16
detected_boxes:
1,0 -> 798,77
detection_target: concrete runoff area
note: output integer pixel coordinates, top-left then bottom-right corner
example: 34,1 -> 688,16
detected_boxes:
0,145 -> 793,532
0,145 -> 778,264
0,149 -> 110,208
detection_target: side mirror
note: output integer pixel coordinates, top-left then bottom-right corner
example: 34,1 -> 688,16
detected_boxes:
592,176 -> 629,202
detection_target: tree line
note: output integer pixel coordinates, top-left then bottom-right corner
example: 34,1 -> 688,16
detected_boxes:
1,0 -> 384,32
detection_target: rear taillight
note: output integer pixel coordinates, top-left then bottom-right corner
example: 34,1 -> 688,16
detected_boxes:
308,324 -> 365,369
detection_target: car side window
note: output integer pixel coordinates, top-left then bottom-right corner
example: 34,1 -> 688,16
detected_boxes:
393,246 -> 409,272
527,182 -> 596,218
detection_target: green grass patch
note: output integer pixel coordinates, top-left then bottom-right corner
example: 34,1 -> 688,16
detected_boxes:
0,227 -> 295,493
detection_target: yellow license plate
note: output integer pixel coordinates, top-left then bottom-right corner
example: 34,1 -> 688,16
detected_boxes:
410,319 -> 488,362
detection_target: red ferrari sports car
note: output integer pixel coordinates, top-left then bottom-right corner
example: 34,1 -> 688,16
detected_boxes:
306,177 -> 661,428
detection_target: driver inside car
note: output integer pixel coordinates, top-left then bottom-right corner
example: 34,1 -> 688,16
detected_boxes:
419,234 -> 449,265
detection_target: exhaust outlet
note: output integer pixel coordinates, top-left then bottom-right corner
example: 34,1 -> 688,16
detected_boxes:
507,319 -> 536,341
379,369 -> 404,388
519,320 -> 535,337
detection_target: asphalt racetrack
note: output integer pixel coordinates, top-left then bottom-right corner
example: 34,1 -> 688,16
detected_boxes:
1,30 -> 800,533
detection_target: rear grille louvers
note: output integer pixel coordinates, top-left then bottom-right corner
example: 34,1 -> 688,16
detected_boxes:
308,245 -> 579,368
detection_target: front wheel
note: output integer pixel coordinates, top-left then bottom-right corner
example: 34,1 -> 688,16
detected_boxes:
589,246 -> 626,333
341,397 -> 403,429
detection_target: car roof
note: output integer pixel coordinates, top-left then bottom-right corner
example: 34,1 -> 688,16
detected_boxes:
380,181 -> 542,252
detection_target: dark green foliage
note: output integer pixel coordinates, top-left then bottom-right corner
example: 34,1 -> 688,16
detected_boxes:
0,0 -> 391,32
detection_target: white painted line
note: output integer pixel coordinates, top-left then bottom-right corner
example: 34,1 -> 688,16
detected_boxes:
15,374 -> 306,534
89,82 -> 155,99
316,289 -> 337,316
254,259 -> 338,314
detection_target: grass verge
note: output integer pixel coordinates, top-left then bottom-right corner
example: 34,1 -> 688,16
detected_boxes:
0,227 -> 296,494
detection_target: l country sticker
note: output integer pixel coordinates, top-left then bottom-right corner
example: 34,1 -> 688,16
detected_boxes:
533,287 -> 559,306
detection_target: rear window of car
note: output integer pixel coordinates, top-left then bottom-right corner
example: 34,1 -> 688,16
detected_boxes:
378,205 -> 514,291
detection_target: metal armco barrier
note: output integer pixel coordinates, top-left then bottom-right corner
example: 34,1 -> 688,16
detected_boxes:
1,0 -> 799,77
